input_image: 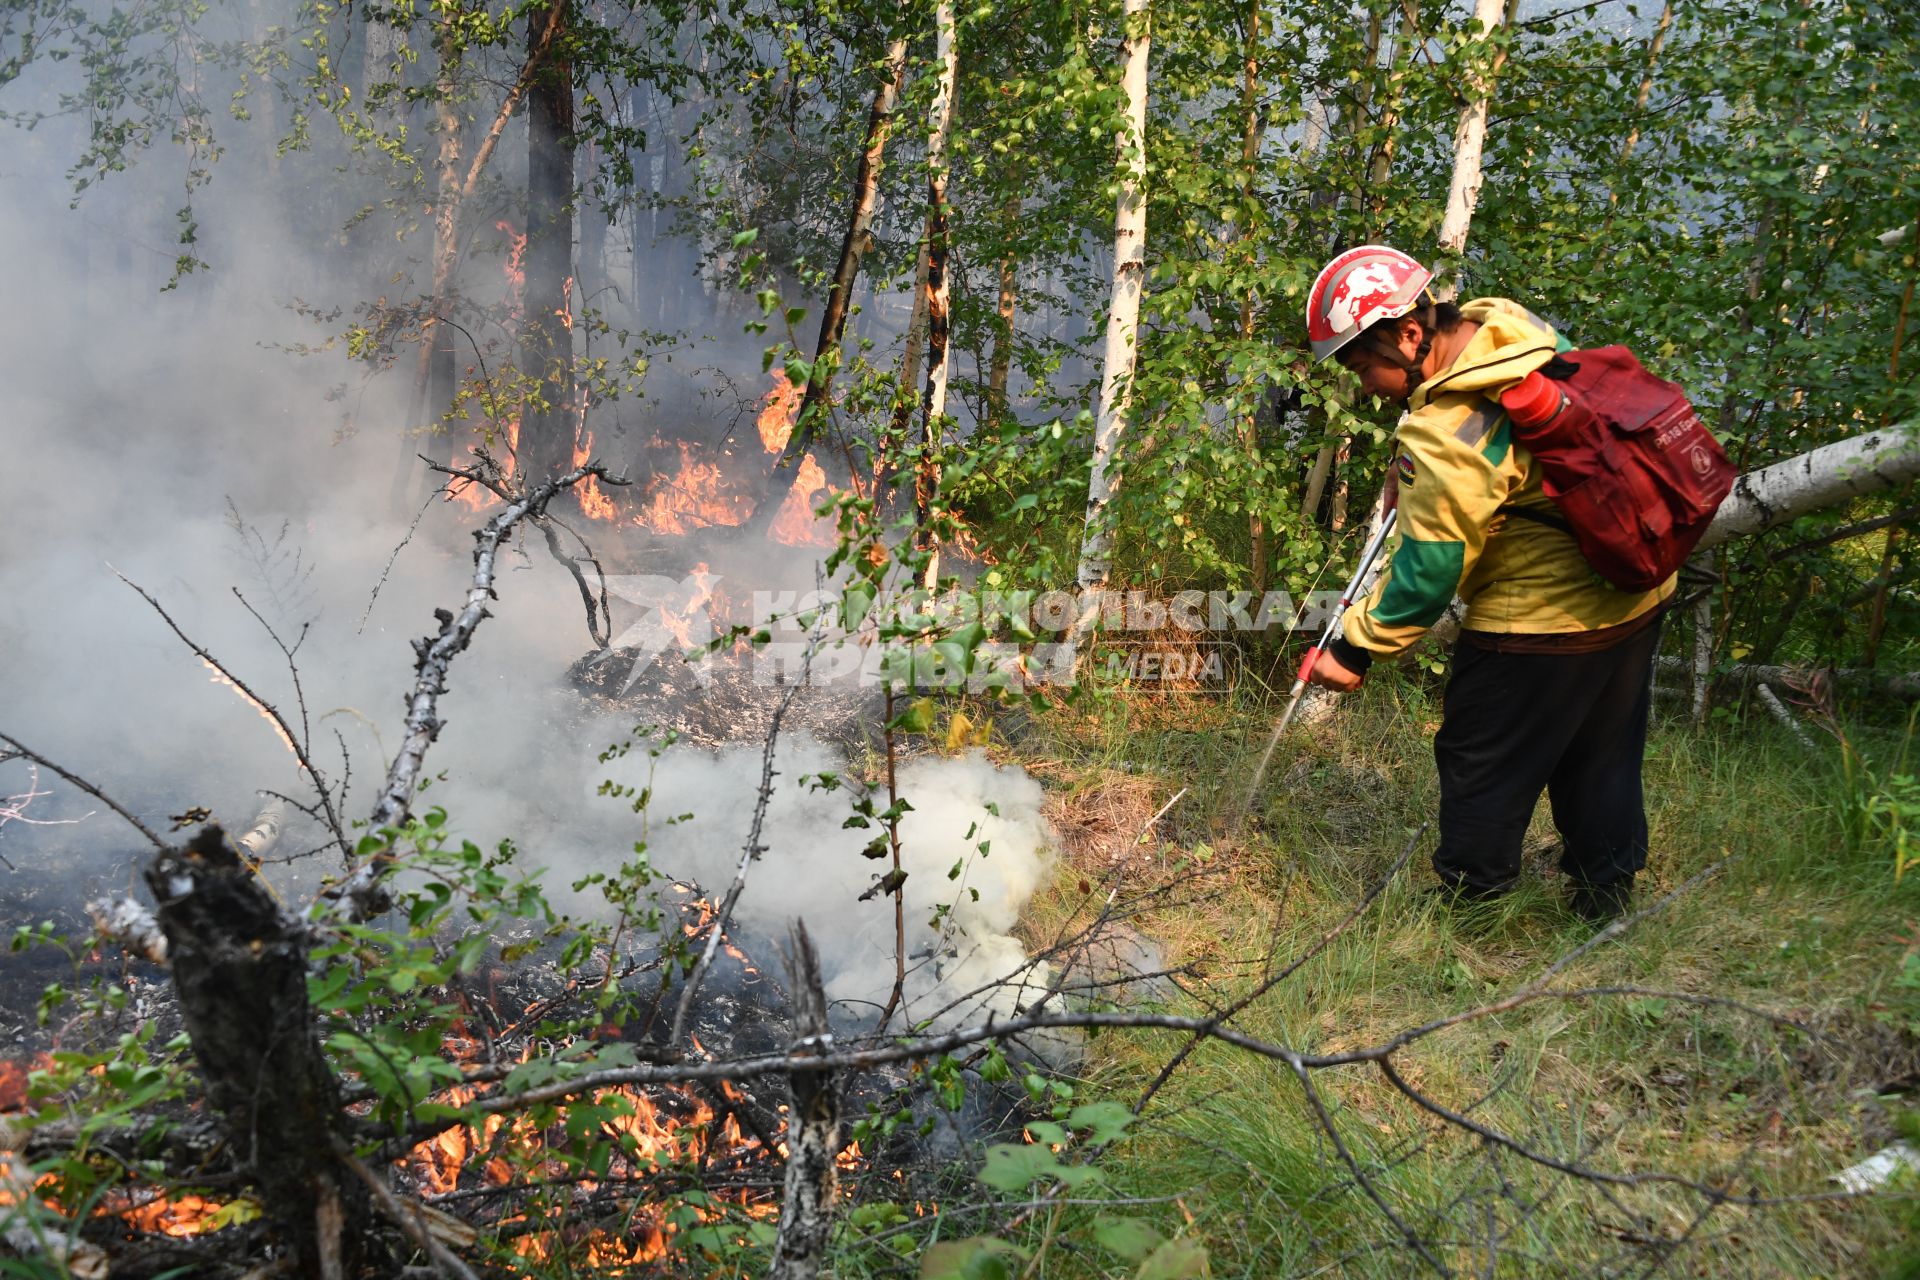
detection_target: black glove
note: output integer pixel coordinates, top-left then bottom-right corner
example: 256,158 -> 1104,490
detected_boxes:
1537,354 -> 1580,381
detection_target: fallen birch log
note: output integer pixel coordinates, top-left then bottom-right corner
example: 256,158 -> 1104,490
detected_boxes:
1652,655 -> 1920,701
1700,423 -> 1920,549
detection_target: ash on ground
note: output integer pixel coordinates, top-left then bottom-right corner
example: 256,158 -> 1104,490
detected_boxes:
568,645 -> 893,754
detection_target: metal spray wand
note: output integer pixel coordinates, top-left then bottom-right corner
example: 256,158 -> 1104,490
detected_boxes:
1237,507 -> 1399,824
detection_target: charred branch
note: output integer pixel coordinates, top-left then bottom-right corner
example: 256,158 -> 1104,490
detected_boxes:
667,649 -> 806,1052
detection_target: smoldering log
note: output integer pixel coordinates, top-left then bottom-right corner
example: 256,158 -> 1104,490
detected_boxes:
144,825 -> 374,1280
767,922 -> 839,1280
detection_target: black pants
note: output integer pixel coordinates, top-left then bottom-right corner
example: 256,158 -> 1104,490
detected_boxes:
1432,617 -> 1661,896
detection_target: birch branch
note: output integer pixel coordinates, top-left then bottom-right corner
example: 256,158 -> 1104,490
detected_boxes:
1652,656 -> 1920,701
87,896 -> 168,964
1755,684 -> 1820,752
326,464 -> 611,922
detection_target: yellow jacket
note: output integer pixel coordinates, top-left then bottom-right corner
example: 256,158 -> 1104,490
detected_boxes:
1342,298 -> 1673,661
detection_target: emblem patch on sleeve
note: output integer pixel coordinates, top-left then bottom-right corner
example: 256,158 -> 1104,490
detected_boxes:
1396,454 -> 1416,487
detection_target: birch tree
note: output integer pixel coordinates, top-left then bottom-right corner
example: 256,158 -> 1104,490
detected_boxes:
793,33 -> 911,460
1431,0 -> 1516,300
1075,0 -> 1152,593
914,0 -> 960,586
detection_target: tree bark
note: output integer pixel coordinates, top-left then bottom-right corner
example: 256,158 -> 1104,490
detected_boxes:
146,827 -> 371,1280
767,923 -> 839,1280
1075,0 -> 1152,592
798,34 -> 909,456
1865,231 -> 1918,665
881,238 -> 934,495
1701,424 -> 1920,548
915,0 -> 960,587
1430,0 -> 1515,300
391,21 -> 466,513
988,183 -> 1022,429
390,0 -> 570,509
524,0 -> 575,483
1366,3 -> 1418,226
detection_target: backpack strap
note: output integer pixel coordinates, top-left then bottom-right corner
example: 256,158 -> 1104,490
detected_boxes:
1499,504 -> 1573,536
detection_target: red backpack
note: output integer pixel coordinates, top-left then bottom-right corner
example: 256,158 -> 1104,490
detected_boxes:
1495,346 -> 1736,592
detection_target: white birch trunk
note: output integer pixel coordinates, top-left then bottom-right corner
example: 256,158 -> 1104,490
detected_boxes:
1431,0 -> 1514,301
1701,423 -> 1920,548
919,0 -> 959,438
915,0 -> 959,588
1690,590 -> 1713,725
1076,0 -> 1153,592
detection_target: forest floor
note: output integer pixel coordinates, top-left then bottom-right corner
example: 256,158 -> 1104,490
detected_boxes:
935,668 -> 1920,1277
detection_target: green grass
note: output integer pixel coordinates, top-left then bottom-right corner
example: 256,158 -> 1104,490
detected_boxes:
914,669 -> 1920,1279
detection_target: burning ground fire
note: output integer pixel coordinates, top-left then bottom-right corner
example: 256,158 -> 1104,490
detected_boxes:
398,1076 -> 852,1267
443,340 -> 838,548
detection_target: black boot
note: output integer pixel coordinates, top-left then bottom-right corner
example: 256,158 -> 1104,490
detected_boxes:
1569,876 -> 1634,925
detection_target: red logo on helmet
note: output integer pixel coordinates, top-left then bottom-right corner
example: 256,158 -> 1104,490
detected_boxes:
1326,262 -> 1403,334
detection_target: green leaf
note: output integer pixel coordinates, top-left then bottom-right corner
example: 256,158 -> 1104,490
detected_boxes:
977,1141 -> 1060,1192
844,582 -> 876,631
920,1237 -> 1027,1280
1136,1238 -> 1209,1280
1093,1214 -> 1164,1262
889,697 -> 937,734
1068,1100 -> 1136,1145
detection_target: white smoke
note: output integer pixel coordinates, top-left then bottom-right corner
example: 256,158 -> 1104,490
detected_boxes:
0,5 -> 1064,1044
570,732 -> 1057,1028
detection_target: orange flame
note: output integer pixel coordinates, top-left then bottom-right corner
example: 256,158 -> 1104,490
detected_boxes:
403,1064 -> 798,1266
757,369 -> 801,453
572,427 -> 618,522
768,453 -> 835,547
629,442 -> 754,534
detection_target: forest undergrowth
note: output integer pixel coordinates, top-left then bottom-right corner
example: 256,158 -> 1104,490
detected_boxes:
907,669 -> 1920,1278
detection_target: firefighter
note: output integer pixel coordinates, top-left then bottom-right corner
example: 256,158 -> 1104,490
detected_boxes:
1301,245 -> 1673,923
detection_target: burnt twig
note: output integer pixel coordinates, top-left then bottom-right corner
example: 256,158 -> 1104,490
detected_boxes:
340,1151 -> 481,1280
0,731 -> 167,852
112,569 -> 350,858
667,636 -> 812,1053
